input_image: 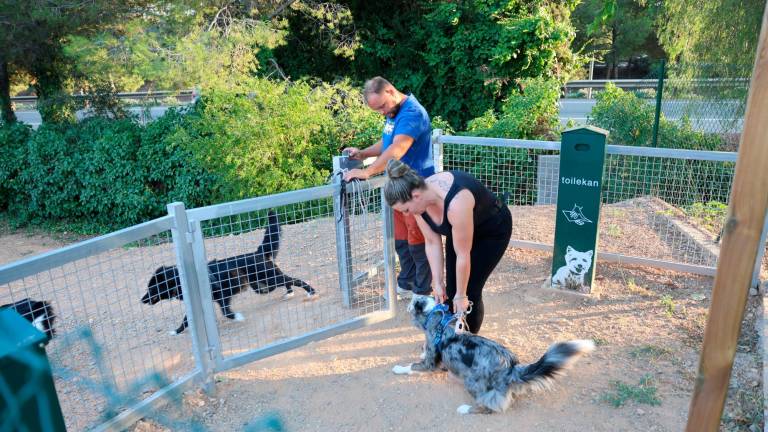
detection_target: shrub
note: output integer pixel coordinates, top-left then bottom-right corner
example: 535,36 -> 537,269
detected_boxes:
169,78 -> 380,202
0,123 -> 32,211
465,77 -> 561,140
590,83 -> 733,206
6,113 -> 218,231
445,78 -> 561,204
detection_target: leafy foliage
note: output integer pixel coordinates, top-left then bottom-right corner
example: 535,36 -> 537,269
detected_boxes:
1,78 -> 380,232
465,77 -> 561,139
277,1 -> 579,128
590,83 -> 733,206
168,78 -> 379,202
1,114 -> 217,231
657,0 -> 765,77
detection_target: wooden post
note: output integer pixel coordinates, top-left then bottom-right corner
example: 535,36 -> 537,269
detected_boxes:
685,3 -> 768,430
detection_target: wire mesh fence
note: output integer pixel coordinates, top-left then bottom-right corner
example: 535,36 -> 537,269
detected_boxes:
186,182 -> 390,365
0,218 -> 197,431
0,177 -> 394,430
438,134 -> 743,273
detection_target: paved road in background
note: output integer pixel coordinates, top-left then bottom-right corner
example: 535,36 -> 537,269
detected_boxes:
559,99 -> 743,133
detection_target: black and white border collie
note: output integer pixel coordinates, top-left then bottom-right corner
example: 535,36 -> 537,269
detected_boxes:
1,298 -> 56,340
394,295 -> 594,414
141,211 -> 317,334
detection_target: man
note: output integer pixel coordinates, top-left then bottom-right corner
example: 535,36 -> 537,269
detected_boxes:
343,77 -> 434,299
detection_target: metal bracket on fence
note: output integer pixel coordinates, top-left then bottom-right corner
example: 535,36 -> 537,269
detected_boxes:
432,129 -> 444,173
332,156 -> 356,308
167,202 -> 216,392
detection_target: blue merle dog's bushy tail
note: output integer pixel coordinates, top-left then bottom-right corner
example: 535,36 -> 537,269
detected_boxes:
505,340 -> 595,391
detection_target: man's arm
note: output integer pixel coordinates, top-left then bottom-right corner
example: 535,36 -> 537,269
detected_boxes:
343,134 -> 413,181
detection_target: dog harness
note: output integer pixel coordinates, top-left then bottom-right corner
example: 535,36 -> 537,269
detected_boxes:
423,303 -> 462,353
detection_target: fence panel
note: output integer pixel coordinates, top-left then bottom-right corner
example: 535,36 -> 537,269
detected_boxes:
0,217 -> 198,431
184,181 -> 393,372
437,134 -> 746,276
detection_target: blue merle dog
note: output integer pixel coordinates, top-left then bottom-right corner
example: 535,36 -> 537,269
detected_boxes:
393,295 -> 594,414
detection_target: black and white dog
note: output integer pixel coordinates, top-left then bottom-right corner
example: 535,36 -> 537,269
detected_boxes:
393,295 -> 594,414
1,298 -> 56,340
141,211 -> 317,334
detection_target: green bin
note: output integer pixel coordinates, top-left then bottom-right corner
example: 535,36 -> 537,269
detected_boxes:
0,308 -> 67,431
550,126 -> 608,294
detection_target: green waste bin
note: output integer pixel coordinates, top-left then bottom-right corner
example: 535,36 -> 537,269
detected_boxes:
0,308 -> 67,431
550,126 -> 608,294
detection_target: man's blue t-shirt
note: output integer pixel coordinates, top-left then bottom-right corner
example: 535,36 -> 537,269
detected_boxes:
382,94 -> 435,177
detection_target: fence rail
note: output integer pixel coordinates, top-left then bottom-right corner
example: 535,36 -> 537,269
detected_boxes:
564,78 -> 750,91
10,90 -> 197,104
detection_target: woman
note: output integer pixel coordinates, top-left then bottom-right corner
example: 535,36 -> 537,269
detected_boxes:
383,159 -> 512,334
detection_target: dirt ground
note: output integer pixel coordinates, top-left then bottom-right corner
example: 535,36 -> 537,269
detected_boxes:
1,217 -> 764,432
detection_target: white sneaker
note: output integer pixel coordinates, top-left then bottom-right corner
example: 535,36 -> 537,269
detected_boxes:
396,286 -> 412,300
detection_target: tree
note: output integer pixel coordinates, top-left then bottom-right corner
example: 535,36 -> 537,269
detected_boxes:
0,1 -> 151,124
572,0 -> 662,79
657,0 -> 766,77
274,1 -> 580,128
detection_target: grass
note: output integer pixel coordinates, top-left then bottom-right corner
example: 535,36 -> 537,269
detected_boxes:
626,277 -> 652,296
629,345 -> 673,362
660,295 -> 676,317
600,374 -> 662,408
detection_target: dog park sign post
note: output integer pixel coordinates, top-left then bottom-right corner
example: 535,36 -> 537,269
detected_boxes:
550,126 -> 608,294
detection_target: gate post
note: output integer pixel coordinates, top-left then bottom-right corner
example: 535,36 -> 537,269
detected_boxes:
168,202 -> 216,391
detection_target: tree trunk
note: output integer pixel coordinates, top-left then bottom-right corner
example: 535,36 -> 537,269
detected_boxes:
0,61 -> 16,125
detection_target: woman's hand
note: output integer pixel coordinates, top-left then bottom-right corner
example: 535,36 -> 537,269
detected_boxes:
433,281 -> 447,304
453,295 -> 470,315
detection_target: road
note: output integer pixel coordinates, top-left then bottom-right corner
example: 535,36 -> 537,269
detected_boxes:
559,99 -> 744,133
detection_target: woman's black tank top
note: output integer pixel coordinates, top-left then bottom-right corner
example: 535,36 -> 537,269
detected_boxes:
421,171 -> 505,238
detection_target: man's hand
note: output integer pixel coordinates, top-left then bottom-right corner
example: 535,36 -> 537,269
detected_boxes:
343,168 -> 369,182
344,147 -> 363,160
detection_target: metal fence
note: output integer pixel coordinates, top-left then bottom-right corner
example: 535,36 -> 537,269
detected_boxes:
563,66 -> 749,147
0,176 -> 395,431
434,131 -> 767,283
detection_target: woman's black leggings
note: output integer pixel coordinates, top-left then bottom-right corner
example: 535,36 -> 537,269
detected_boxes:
445,207 -> 512,334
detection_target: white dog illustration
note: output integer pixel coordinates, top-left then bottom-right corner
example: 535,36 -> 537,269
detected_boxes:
552,246 -> 593,290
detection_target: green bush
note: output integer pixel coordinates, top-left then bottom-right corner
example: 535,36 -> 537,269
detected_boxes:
1,79 -> 381,232
444,78 -> 561,204
590,83 -> 733,206
465,77 -> 561,140
169,79 -> 380,203
5,114 -> 217,231
0,123 -> 32,211
589,82 -> 727,151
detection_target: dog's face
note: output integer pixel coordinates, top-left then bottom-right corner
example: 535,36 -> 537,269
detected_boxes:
142,266 -> 181,305
408,295 -> 437,329
564,246 -> 593,275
